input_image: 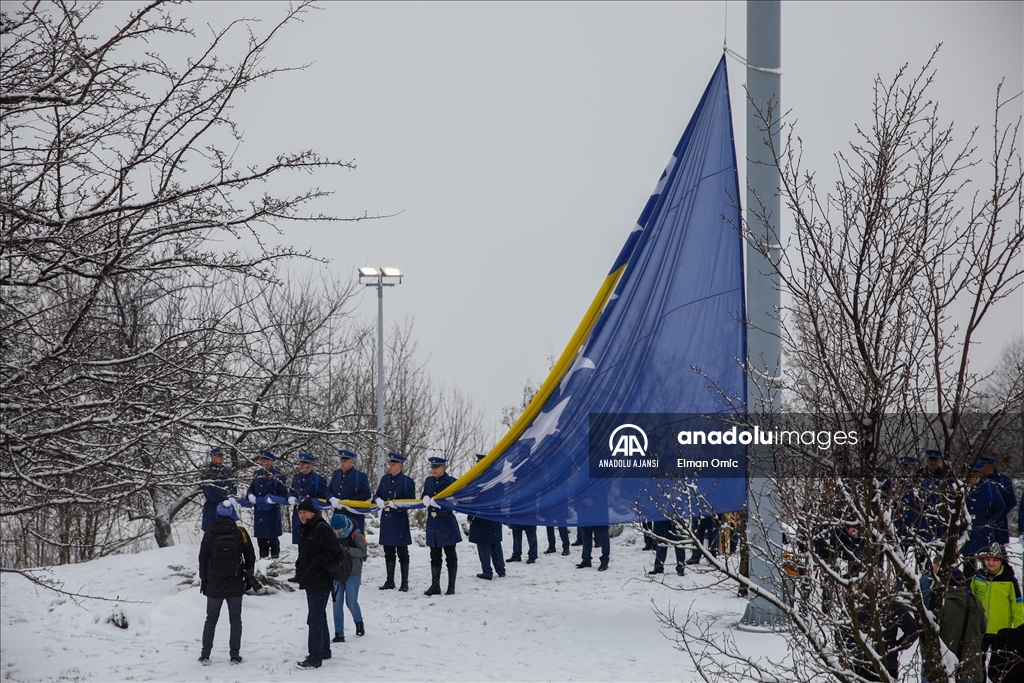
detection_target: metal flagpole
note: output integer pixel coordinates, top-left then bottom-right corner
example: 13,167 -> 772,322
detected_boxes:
739,0 -> 786,629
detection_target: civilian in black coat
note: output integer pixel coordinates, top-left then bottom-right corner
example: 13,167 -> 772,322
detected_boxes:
197,501 -> 255,665
295,498 -> 341,669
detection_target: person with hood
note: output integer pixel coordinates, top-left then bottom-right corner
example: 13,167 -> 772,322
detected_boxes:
295,498 -> 342,669
329,513 -> 367,643
935,568 -> 987,683
970,542 -> 1024,682
197,500 -> 255,666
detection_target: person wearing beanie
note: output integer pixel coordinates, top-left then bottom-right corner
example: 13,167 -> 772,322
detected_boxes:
970,542 -> 1024,682
330,514 -> 367,642
197,500 -> 255,666
295,497 -> 341,669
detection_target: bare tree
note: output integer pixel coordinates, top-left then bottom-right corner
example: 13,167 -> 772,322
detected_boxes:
0,1 -> 374,566
655,53 -> 1023,683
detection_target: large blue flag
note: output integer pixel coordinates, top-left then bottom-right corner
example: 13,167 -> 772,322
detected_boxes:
437,57 -> 746,525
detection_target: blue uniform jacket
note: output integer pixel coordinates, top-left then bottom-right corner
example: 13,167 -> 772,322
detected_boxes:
328,467 -> 372,531
988,471 -> 1018,544
374,473 -> 413,548
374,472 -> 416,546
422,474 -> 462,547
467,514 -> 503,545
289,470 -> 328,544
246,466 -> 288,538
199,463 -> 235,532
964,480 -> 1006,556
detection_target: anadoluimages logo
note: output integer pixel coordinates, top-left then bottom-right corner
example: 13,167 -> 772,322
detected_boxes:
608,424 -> 648,457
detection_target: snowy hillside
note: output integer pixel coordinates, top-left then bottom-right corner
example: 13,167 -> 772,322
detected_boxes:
0,524 -> 785,682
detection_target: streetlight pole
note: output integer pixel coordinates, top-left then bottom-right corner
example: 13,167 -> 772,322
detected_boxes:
358,267 -> 403,485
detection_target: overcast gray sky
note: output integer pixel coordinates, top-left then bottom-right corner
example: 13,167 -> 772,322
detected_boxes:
177,1 -> 1022,434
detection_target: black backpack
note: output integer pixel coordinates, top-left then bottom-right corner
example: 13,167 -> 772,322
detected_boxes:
326,534 -> 353,583
209,527 -> 242,579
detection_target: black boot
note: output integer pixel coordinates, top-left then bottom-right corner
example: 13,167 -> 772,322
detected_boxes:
399,559 -> 410,592
379,559 -> 396,590
544,546 -> 557,554
445,565 -> 457,595
424,565 -> 442,596
648,562 -> 664,575
355,622 -> 365,637
676,562 -> 686,576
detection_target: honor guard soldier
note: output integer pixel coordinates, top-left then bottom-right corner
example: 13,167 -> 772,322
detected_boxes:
200,447 -> 236,532
246,449 -> 288,558
374,453 -> 416,592
980,454 -> 1017,545
288,452 -> 328,545
328,449 -> 372,533
422,456 -> 462,595
467,454 -> 506,580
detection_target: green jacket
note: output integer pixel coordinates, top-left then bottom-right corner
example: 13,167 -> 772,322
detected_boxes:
970,563 -> 1024,634
938,589 -> 986,682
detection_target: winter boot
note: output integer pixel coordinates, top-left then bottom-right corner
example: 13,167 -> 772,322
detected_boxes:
648,562 -> 664,575
379,559 -> 396,590
399,558 -> 410,592
424,565 -> 442,596
676,562 -> 686,576
445,565 -> 457,595
544,545 -> 557,554
355,622 -> 365,637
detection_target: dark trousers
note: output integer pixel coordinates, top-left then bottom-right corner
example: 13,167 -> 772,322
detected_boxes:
304,589 -> 331,665
201,595 -> 243,658
581,526 -> 610,564
383,545 -> 410,564
476,542 -> 505,577
655,544 -> 686,566
510,524 -> 538,560
546,526 -> 570,551
429,545 -> 457,569
257,536 -> 280,559
690,515 -> 719,560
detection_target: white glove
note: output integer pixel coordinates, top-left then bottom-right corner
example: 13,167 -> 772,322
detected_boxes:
228,496 -> 236,505
422,496 -> 440,509
288,496 -> 297,505
329,497 -> 340,508
375,497 -> 385,509
248,494 -> 256,504
265,495 -> 275,505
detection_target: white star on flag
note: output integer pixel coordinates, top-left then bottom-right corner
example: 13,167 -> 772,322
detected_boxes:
520,396 -> 571,453
559,353 -> 595,394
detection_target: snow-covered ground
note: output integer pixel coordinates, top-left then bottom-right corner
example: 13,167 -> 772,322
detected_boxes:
1,523 -> 785,682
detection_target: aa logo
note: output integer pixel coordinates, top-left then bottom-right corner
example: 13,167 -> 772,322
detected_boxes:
608,424 -> 648,457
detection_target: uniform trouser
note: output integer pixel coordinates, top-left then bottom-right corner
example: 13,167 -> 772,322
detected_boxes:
256,536 -> 280,559
304,589 -> 331,665
511,525 -> 538,560
476,542 -> 505,577
201,595 -> 242,658
332,575 -> 362,636
383,545 -> 410,565
429,545 -> 457,569
690,515 -> 720,560
547,526 -> 570,551
655,545 -> 686,566
581,526 -> 610,564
